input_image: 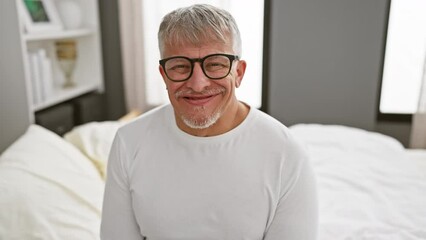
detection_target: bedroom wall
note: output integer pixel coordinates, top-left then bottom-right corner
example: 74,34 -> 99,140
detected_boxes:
96,1 -> 413,146
267,0 -> 412,146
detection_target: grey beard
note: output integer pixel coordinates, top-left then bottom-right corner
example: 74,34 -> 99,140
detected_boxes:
181,110 -> 221,129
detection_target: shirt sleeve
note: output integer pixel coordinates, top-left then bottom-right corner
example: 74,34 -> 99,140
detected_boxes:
100,132 -> 143,240
264,145 -> 319,240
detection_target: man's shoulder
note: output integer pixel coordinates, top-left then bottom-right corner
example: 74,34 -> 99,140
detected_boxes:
250,108 -> 290,135
249,108 -> 307,152
117,104 -> 171,135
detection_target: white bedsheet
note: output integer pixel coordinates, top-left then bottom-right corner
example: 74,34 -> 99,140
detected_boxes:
290,124 -> 426,240
0,125 -> 104,240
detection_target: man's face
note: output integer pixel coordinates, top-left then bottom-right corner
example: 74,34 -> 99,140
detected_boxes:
159,41 -> 246,133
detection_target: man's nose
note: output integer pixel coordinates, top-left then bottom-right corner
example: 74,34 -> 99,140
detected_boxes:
185,63 -> 211,92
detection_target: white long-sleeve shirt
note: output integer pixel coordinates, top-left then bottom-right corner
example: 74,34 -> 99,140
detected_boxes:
101,104 -> 318,240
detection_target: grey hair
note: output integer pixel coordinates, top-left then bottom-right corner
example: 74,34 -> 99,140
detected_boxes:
158,4 -> 242,58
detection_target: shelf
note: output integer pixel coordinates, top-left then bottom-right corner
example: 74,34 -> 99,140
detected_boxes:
0,0 -> 104,152
24,29 -> 94,42
32,82 -> 101,112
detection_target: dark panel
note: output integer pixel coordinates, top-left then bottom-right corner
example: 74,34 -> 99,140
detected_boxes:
261,0 -> 271,113
72,93 -> 106,124
98,0 -> 126,120
268,0 -> 389,130
35,103 -> 74,136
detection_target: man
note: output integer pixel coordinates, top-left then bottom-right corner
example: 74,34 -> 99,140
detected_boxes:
101,4 -> 318,240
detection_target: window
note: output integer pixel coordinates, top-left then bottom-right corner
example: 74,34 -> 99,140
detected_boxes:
141,0 -> 265,108
379,0 -> 426,114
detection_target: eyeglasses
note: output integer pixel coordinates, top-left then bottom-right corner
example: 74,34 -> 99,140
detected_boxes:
159,53 -> 239,82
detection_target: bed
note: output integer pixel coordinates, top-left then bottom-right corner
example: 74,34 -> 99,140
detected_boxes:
0,121 -> 425,239
290,124 -> 426,240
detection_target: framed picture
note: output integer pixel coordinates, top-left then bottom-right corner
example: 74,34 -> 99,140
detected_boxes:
19,0 -> 63,33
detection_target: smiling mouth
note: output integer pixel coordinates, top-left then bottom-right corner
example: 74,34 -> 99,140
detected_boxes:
183,94 -> 216,105
177,89 -> 225,105
185,95 -> 213,100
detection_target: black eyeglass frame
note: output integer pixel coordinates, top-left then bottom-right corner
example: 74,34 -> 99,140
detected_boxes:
159,53 -> 240,82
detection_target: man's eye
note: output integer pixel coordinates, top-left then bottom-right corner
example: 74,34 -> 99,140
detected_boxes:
210,63 -> 224,67
205,62 -> 227,70
169,64 -> 190,72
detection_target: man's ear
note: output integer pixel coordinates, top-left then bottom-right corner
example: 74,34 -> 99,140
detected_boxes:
235,60 -> 247,88
159,65 -> 167,84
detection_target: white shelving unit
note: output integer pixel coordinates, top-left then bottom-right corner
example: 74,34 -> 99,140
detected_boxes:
32,80 -> 100,111
23,28 -> 93,41
22,0 -> 104,116
0,0 -> 104,152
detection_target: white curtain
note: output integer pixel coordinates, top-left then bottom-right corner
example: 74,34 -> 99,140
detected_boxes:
117,0 -> 148,112
410,52 -> 426,148
118,0 -> 264,113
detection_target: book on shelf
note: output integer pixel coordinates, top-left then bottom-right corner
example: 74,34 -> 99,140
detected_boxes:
38,49 -> 53,99
28,52 -> 42,105
27,49 -> 54,105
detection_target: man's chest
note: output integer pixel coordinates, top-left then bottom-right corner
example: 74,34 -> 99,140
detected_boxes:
128,157 -> 279,240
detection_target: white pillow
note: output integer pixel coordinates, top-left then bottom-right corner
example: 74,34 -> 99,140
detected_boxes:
289,123 -> 405,154
0,125 -> 104,240
64,121 -> 123,179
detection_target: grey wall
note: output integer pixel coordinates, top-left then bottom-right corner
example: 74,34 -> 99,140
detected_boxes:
99,0 -> 126,120
0,1 -> 32,153
267,0 -> 412,146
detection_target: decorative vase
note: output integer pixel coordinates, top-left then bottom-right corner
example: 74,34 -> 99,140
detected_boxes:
56,40 -> 77,88
56,0 -> 83,29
